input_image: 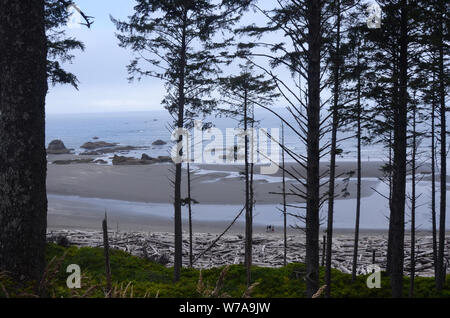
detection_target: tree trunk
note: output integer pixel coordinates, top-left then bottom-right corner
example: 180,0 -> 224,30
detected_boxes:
249,145 -> 254,271
173,10 -> 187,282
187,139 -> 193,268
386,129 -> 394,276
244,88 -> 252,286
409,103 -> 417,298
352,41 -> 362,282
305,0 -> 322,298
0,0 -> 48,285
325,0 -> 341,297
390,0 -> 408,298
436,1 -> 447,289
103,213 -> 112,297
386,49 -> 399,277
431,86 -> 438,280
282,124 -> 288,267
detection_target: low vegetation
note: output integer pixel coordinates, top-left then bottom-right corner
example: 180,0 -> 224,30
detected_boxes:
0,244 -> 449,298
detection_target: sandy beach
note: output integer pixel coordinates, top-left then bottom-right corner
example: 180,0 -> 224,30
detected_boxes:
46,156 -> 437,233
47,156 -> 424,205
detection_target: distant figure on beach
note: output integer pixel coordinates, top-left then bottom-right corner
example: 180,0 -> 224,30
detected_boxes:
266,225 -> 275,233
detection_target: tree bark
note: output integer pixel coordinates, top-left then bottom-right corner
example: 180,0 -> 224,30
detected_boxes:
386,46 -> 399,277
102,213 -> 112,297
431,85 -> 438,281
244,88 -> 252,286
386,129 -> 394,275
187,139 -> 193,268
436,0 -> 447,290
173,10 -> 187,282
0,0 -> 48,284
305,0 -> 322,298
282,124 -> 288,267
325,0 -> 341,297
352,40 -> 362,282
390,0 -> 408,298
409,102 -> 417,298
250,150 -> 254,272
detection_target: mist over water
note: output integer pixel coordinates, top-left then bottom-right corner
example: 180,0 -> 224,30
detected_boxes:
46,109 -> 393,163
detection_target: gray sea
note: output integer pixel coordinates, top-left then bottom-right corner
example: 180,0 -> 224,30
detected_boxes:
46,109 -> 450,230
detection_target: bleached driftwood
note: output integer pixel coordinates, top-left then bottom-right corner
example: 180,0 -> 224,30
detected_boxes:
47,230 -> 445,277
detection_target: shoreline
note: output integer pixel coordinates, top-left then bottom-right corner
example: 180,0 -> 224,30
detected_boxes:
45,158 -> 448,232
47,193 -> 447,235
47,159 -> 414,205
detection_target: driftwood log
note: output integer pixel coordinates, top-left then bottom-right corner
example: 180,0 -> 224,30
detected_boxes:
47,229 -> 449,278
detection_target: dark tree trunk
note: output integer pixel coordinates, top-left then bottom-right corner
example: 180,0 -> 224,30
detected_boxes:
386,129 -> 394,275
387,48 -> 399,277
282,124 -> 288,267
244,88 -> 252,286
431,88 -> 438,280
390,0 -> 408,298
249,105 -> 255,273
305,0 -> 322,298
187,142 -> 193,268
409,103 -> 417,298
352,42 -> 362,282
325,0 -> 341,297
436,3 -> 447,289
173,10 -> 187,282
0,0 -> 48,284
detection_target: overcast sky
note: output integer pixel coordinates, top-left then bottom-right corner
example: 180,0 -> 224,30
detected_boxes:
46,0 -> 165,114
46,0 -> 372,115
46,0 -> 293,114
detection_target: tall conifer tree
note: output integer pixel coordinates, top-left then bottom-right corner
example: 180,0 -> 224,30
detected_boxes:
112,0 -> 249,281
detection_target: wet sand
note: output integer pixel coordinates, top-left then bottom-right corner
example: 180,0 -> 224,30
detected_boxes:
47,159 -> 416,205
46,158 -> 433,233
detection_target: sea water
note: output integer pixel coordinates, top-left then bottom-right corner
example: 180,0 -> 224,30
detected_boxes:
46,109 -> 450,229
46,108 -> 391,163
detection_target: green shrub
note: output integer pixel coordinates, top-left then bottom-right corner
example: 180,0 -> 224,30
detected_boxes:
0,244 -> 448,298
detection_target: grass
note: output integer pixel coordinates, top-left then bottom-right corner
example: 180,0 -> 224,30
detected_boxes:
0,243 -> 449,298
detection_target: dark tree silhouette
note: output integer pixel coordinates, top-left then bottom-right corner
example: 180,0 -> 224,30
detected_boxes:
45,0 -> 88,89
433,0 -> 449,292
362,0 -> 410,297
112,0 -> 249,282
0,0 -> 48,284
390,0 -> 408,298
237,0 -> 339,297
219,63 -> 278,286
323,0 -> 358,297
341,21 -> 370,283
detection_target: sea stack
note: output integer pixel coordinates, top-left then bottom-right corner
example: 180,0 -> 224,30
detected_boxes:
47,140 -> 72,154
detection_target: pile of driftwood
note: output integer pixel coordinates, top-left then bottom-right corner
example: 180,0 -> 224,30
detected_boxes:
47,229 -> 448,277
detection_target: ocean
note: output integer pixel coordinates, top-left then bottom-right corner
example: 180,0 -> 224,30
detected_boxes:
45,109 -> 450,230
46,108 -> 391,163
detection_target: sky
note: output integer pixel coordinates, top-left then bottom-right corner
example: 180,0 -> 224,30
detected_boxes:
46,0 -> 166,114
45,1 -> 373,115
46,0 -> 288,115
